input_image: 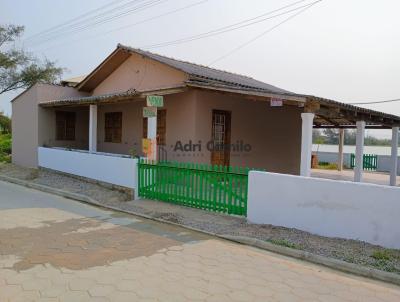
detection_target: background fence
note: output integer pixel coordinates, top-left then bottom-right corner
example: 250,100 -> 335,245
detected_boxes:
138,159 -> 256,216
350,153 -> 378,171
314,151 -> 400,175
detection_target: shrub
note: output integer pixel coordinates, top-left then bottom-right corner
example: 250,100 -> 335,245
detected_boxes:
0,133 -> 11,154
0,153 -> 11,163
268,238 -> 299,249
0,134 -> 11,163
371,250 -> 392,261
317,162 -> 338,170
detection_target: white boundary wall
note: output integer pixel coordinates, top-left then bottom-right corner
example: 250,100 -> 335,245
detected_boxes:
38,147 -> 138,191
248,171 -> 400,248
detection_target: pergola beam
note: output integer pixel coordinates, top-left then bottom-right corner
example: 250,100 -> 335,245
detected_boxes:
313,125 -> 392,129
305,97 -> 400,129
338,128 -> 344,171
390,127 -> 399,186
354,121 -> 366,182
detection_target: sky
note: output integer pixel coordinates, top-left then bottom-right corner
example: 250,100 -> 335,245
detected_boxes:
1,0 -> 399,138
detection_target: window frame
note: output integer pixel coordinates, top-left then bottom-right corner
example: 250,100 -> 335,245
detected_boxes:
55,111 -> 76,141
104,112 -> 122,143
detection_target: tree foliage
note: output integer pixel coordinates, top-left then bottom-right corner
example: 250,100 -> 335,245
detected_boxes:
0,24 -> 63,95
0,111 -> 11,133
313,129 -> 395,146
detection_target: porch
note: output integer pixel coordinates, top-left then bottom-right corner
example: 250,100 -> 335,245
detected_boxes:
38,86 -> 307,175
36,86 -> 400,192
38,90 -> 146,156
300,97 -> 400,186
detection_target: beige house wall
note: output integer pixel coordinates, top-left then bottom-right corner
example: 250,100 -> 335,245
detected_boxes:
12,84 -> 86,167
192,89 -> 302,174
92,52 -> 188,95
96,90 -> 197,158
12,86 -> 39,168
97,100 -> 144,155
94,88 -> 302,174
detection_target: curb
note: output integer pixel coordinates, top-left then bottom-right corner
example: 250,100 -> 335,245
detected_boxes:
1,174 -> 400,286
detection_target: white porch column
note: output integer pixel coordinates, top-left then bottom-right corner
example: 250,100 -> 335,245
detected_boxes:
390,126 -> 399,186
338,128 -> 344,171
147,116 -> 157,161
89,104 -> 97,153
300,113 -> 315,177
354,121 -> 365,182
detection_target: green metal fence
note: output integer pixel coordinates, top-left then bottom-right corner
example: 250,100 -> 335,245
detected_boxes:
138,159 -> 256,216
350,153 -> 378,171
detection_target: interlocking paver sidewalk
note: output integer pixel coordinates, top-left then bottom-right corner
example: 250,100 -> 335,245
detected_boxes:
1,180 -> 400,301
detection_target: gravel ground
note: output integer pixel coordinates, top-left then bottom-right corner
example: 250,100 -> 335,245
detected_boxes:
1,163 -> 400,274
0,163 -> 130,203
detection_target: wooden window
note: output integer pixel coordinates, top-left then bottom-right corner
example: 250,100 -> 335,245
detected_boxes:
157,109 -> 167,146
56,111 -> 76,141
142,109 -> 167,146
105,112 -> 122,143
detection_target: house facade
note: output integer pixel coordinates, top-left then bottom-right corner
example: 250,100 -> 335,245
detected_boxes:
11,44 -> 400,189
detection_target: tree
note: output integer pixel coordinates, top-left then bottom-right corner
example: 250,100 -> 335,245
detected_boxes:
0,24 -> 63,95
0,112 -> 11,133
344,129 -> 356,145
322,128 -> 339,144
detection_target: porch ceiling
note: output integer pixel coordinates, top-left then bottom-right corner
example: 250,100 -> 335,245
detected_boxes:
38,83 -> 400,129
306,96 -> 400,129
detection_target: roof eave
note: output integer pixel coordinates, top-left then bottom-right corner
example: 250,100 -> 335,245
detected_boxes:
186,81 -> 306,103
39,85 -> 187,107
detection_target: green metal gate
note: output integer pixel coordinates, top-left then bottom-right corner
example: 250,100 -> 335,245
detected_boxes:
350,153 -> 378,171
138,159 -> 255,216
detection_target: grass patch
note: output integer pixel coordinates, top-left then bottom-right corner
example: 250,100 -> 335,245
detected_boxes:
317,162 -> 338,170
369,250 -> 400,272
268,238 -> 299,249
0,133 -> 11,163
371,250 -> 392,261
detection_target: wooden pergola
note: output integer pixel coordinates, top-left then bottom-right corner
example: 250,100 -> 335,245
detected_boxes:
301,96 -> 400,186
305,96 -> 400,129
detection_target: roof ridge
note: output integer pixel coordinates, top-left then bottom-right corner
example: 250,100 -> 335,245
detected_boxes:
117,44 -> 259,80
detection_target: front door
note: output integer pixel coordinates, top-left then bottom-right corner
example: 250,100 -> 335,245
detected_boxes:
211,110 -> 231,166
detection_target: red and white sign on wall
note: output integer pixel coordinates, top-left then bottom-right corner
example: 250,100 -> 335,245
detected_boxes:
270,98 -> 283,107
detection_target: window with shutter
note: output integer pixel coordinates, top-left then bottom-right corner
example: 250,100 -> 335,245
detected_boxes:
56,111 -> 76,141
105,112 -> 122,143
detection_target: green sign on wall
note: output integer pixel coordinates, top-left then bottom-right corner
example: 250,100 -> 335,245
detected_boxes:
143,106 -> 157,118
146,95 -> 164,107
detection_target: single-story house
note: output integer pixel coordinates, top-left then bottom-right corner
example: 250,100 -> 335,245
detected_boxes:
11,44 -> 400,187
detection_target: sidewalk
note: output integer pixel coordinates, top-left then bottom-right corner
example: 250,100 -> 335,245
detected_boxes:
1,163 -> 400,280
2,181 -> 399,302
